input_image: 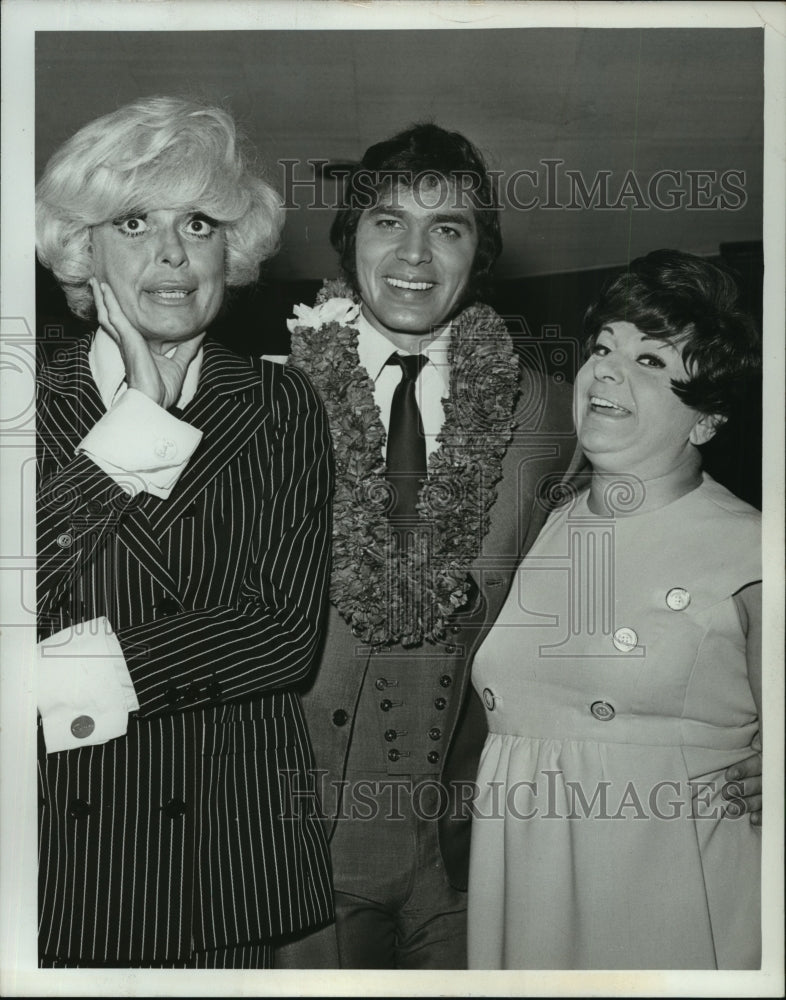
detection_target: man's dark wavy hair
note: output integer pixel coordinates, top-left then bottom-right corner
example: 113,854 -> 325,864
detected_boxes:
582,249 -> 761,419
330,122 -> 503,303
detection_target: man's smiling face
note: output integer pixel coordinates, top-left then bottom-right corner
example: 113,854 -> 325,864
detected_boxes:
354,180 -> 478,349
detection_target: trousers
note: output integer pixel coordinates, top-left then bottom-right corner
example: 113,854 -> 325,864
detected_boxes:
275,775 -> 467,969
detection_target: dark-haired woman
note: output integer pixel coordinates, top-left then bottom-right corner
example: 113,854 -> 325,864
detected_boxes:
467,250 -> 762,969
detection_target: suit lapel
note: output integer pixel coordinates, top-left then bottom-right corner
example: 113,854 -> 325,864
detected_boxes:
38,334 -> 105,466
41,338 -> 268,600
145,341 -> 268,536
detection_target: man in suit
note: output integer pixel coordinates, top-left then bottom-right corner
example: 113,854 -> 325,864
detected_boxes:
35,96 -> 334,968
275,123 -> 765,970
273,123 -> 577,969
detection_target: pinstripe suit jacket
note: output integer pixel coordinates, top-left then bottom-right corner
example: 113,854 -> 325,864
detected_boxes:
36,335 -> 335,965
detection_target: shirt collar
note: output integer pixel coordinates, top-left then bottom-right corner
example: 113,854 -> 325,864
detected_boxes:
88,327 -> 204,411
355,310 -> 452,393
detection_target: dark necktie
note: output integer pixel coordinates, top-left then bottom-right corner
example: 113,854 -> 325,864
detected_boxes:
385,353 -> 428,522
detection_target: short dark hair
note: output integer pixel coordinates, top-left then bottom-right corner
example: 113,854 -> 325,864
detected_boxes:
582,249 -> 761,418
330,122 -> 502,302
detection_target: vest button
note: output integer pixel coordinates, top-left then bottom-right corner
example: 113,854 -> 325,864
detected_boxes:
428,727 -> 442,741
427,750 -> 440,764
434,697 -> 447,710
384,728 -> 398,742
388,748 -> 401,762
374,678 -> 388,691
380,699 -> 393,712
439,675 -> 452,688
332,709 -> 349,727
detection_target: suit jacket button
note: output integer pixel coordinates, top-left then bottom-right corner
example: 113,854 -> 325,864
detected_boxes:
166,685 -> 180,705
332,709 -> 348,727
68,798 -> 91,818
427,750 -> 440,764
439,675 -> 452,688
56,533 -> 73,548
156,597 -> 180,617
434,697 -> 447,710
162,798 -> 187,819
207,680 -> 222,701
184,682 -> 200,702
70,714 -> 95,739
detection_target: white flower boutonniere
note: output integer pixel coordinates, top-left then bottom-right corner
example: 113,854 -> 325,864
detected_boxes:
287,297 -> 360,334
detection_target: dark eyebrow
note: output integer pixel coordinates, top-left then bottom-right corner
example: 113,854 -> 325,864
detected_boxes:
599,326 -> 675,351
366,205 -> 475,230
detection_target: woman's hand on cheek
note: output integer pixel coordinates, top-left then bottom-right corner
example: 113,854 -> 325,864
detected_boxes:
90,277 -> 205,411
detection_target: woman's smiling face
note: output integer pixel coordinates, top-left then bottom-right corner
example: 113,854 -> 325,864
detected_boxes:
573,320 -> 718,481
90,207 -> 226,348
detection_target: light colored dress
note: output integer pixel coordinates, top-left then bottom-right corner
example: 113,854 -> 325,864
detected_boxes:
468,474 -> 761,969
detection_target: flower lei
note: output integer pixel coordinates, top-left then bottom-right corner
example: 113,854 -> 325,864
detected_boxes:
287,277 -> 519,647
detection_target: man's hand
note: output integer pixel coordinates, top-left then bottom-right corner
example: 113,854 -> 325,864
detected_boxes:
90,278 -> 205,410
723,746 -> 762,826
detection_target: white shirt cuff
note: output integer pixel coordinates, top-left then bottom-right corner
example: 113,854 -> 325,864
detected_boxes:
37,616 -> 140,754
77,388 -> 203,499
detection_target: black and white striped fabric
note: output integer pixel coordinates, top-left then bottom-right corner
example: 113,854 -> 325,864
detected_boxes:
36,335 -> 335,966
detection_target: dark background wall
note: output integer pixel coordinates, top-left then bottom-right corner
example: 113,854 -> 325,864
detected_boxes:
35,27 -> 765,510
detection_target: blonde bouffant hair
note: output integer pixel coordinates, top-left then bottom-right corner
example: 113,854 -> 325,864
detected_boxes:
36,95 -> 284,319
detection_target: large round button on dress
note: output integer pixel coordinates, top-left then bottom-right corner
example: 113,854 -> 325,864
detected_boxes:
483,688 -> 496,711
612,626 -> 638,652
70,715 -> 95,739
332,709 -> 348,727
666,587 -> 691,611
590,700 -> 616,721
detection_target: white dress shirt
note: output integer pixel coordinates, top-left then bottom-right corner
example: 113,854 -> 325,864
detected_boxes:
268,310 -> 451,455
38,330 -> 204,754
354,310 -> 451,460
